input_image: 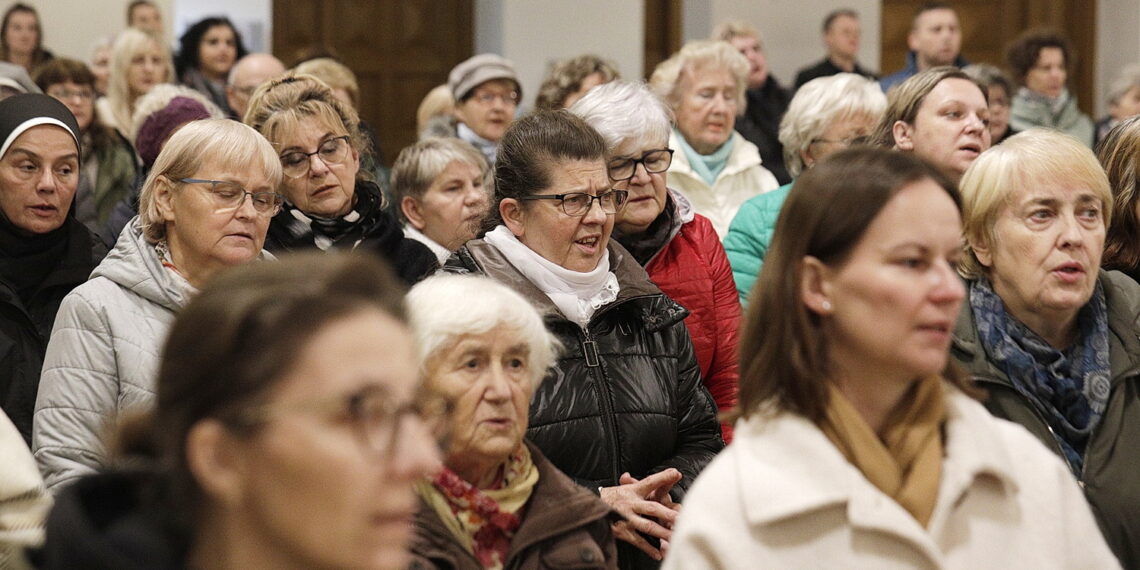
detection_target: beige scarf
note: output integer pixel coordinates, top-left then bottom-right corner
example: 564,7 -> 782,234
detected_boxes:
820,376 -> 945,527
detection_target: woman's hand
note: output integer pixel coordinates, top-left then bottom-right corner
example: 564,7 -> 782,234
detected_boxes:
599,468 -> 683,560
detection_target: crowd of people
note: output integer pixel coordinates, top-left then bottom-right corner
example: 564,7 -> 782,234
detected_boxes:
2,0 -> 1140,568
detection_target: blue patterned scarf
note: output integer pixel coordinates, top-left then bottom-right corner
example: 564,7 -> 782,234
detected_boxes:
970,277 -> 1111,474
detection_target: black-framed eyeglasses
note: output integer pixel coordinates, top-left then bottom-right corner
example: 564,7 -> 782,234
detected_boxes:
235,384 -> 452,458
278,135 -> 351,179
607,149 -> 673,182
519,189 -> 629,216
179,178 -> 284,216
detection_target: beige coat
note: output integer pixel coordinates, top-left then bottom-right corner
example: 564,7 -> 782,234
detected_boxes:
666,131 -> 779,238
663,388 -> 1120,569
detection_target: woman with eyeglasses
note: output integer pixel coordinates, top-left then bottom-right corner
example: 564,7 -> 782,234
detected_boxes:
34,118 -> 282,492
445,110 -> 723,569
406,274 -> 617,568
245,73 -> 438,285
723,73 -> 886,304
39,252 -> 445,569
34,57 -> 139,233
571,80 -> 741,443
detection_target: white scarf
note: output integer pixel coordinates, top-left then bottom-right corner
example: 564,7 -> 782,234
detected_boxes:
483,225 -> 619,327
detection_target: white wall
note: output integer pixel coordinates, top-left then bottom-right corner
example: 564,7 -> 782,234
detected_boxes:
478,0 -> 643,109
706,0 -> 882,88
42,0 -> 174,62
1096,0 -> 1140,117
172,0 -> 271,53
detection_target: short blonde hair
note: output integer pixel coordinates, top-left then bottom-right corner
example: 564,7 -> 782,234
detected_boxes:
711,20 -> 761,44
138,119 -> 283,243
779,73 -> 886,176
243,73 -> 372,180
416,84 -> 454,136
958,128 -> 1111,279
649,40 -> 748,111
293,57 -> 359,108
390,137 -> 489,223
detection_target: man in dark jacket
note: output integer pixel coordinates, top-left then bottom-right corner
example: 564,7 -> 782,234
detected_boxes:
794,9 -> 878,90
880,2 -> 967,92
0,94 -> 103,444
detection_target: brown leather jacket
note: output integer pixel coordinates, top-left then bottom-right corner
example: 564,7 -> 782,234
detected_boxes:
408,441 -> 617,569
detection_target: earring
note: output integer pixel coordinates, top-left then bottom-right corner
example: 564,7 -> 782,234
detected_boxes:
821,300 -> 832,312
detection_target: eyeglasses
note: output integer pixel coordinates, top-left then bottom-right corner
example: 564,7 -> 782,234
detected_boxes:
47,87 -> 94,102
469,90 -> 519,106
179,178 -> 284,216
519,189 -> 628,216
809,135 -> 869,148
236,384 -> 452,458
278,135 -> 351,179
607,149 -> 674,182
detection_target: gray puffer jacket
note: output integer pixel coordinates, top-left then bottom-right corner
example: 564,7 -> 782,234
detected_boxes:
33,218 -> 193,492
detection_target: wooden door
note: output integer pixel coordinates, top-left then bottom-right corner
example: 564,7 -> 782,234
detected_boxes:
881,0 -> 1096,114
644,0 -> 682,80
273,0 -> 474,165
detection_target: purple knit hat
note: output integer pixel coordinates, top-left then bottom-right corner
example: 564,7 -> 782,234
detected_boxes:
135,97 -> 212,168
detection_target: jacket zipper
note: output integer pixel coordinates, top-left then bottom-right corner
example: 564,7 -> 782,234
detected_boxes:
578,325 -> 623,485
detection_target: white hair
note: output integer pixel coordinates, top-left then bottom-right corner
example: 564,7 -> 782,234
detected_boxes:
778,73 -> 886,176
569,80 -> 673,153
406,274 -> 560,394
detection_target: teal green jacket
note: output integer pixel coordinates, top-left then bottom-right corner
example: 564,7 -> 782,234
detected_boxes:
723,181 -> 793,305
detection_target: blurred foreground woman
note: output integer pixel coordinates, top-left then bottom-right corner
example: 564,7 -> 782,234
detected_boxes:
664,148 -> 1118,569
39,253 -> 444,569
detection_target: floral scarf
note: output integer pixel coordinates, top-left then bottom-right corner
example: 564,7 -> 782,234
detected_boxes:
418,445 -> 539,569
969,276 -> 1110,474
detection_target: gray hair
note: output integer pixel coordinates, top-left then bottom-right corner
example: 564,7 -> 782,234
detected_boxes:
568,80 -> 673,154
138,119 -> 283,243
779,73 -> 886,176
962,63 -> 1014,99
649,40 -> 749,112
406,274 -> 560,394
390,137 -> 490,223
1107,64 -> 1140,106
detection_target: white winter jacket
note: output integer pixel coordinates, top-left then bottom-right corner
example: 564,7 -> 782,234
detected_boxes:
663,387 -> 1120,569
33,219 -> 270,492
666,131 -> 779,238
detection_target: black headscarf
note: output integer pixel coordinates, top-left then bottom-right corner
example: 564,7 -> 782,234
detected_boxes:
0,93 -> 83,299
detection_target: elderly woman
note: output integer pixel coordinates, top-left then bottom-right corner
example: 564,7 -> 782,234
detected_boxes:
649,40 -> 779,237
535,54 -> 620,111
423,54 -> 521,167
406,274 -> 616,568
33,119 -> 282,491
1097,65 -> 1140,144
571,80 -> 741,442
445,110 -> 723,567
0,94 -> 102,444
34,58 -> 138,232
391,138 -> 490,264
963,63 -> 1017,144
1099,115 -> 1140,281
953,128 -> 1140,567
871,66 -> 990,184
724,73 -> 885,302
245,73 -> 438,285
175,16 -> 246,116
96,28 -> 172,137
1007,30 -> 1094,146
39,253 -> 444,569
665,147 -> 1119,568
0,3 -> 51,73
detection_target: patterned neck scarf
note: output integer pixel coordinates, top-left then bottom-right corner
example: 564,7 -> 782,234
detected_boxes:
419,444 -> 539,569
969,276 -> 1111,474
271,180 -> 386,251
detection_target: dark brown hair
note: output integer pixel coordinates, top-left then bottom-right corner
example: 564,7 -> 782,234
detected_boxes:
486,109 -> 606,231
32,57 -> 121,153
1098,115 -> 1140,273
116,252 -> 408,526
735,147 -> 969,423
0,3 -> 46,66
1006,29 -> 1073,86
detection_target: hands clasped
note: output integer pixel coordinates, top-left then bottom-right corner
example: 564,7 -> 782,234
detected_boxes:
599,468 -> 683,561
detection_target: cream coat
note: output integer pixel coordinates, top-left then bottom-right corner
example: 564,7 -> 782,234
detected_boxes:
663,388 -> 1120,569
666,131 -> 779,238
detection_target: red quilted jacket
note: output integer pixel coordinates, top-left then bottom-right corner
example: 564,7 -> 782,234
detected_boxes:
644,210 -> 741,442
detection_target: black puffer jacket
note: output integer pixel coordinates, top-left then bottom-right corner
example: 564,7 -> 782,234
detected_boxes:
951,270 -> 1140,568
444,240 -> 724,500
